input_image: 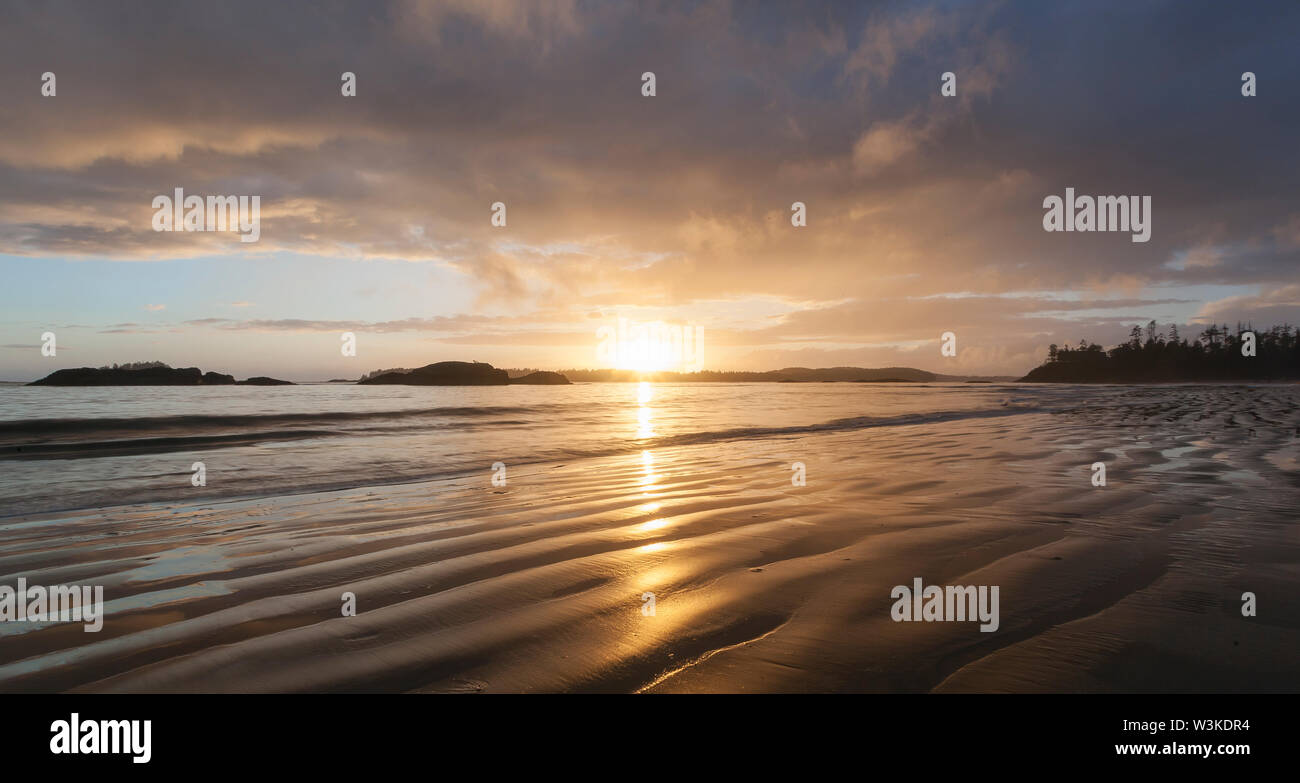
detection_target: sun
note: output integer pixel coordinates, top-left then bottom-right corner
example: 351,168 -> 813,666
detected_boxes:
597,318 -> 702,373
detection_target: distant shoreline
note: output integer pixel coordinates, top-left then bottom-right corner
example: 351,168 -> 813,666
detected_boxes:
15,361 -> 1021,386
10,377 -> 1300,387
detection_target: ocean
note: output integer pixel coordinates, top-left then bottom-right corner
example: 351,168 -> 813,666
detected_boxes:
1,382 -> 1297,692
0,381 -> 1062,518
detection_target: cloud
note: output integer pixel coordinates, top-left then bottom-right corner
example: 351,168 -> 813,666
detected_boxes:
852,117 -> 931,175
1199,284 -> 1300,326
1,0 -> 1298,376
395,0 -> 581,44
842,10 -> 938,92
1273,215 -> 1300,248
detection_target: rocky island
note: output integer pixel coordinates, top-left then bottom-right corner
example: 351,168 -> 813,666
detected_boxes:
509,371 -> 572,385
357,361 -> 570,386
29,362 -> 294,386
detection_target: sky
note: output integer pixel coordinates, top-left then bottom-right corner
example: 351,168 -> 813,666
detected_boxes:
1,0 -> 1298,381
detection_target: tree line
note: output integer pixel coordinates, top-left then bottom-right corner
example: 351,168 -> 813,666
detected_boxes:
1020,321 -> 1300,381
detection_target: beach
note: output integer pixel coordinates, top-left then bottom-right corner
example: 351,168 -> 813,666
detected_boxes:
1,383 -> 1297,692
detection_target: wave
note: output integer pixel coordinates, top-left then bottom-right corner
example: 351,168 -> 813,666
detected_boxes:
647,405 -> 1048,449
0,403 -> 1049,463
0,430 -> 339,460
0,405 -> 552,443
0,402 -> 1056,516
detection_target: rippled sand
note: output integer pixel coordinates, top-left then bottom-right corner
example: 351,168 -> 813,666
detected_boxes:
2,385 -> 1297,692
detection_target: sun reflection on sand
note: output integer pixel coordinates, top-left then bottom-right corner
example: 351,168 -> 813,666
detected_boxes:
634,499 -> 669,533
639,449 -> 660,494
636,517 -> 670,533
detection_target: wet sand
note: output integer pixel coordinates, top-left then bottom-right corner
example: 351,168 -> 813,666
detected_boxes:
1,385 -> 1298,692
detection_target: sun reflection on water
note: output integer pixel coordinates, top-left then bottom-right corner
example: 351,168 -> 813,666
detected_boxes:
636,381 -> 655,439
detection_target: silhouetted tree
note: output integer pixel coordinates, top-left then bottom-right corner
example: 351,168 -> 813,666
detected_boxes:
1021,322 -> 1300,382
